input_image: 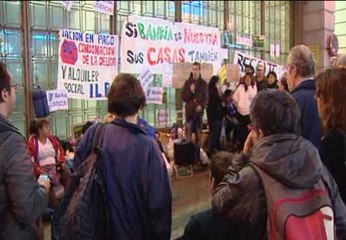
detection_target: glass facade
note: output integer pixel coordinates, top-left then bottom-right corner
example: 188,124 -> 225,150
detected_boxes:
0,0 -> 292,139
335,1 -> 346,54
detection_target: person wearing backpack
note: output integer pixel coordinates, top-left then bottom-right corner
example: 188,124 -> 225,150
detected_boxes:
316,68 -> 346,204
212,89 -> 346,240
0,62 -> 51,240
62,73 -> 172,240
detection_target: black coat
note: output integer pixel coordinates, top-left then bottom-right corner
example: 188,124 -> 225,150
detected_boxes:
207,87 -> 224,122
320,129 -> 346,204
291,79 -> 322,149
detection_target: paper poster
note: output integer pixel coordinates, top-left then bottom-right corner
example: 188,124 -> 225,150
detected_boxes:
146,87 -> 163,104
46,89 -> 68,112
94,1 -> 114,15
233,51 -> 285,79
57,29 -> 118,99
120,15 -> 221,75
61,1 -> 73,11
138,69 -> 154,89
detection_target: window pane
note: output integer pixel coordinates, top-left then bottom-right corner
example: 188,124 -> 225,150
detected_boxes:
2,1 -> 22,28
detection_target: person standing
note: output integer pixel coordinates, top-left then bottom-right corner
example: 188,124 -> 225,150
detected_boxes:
232,73 -> 257,151
0,62 -> 50,240
286,44 -> 322,149
207,76 -> 224,156
254,62 -> 268,91
316,68 -> 346,204
72,73 -> 172,239
182,62 -> 208,163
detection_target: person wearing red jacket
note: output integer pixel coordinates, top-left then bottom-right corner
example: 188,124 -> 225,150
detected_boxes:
28,119 -> 67,203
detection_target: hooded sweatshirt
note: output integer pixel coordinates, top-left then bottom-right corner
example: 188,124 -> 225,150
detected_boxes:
212,134 -> 346,240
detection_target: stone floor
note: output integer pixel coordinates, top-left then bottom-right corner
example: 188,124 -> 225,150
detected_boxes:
171,166 -> 211,239
44,166 -> 211,240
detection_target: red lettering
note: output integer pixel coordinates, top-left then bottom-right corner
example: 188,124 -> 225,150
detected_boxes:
147,47 -> 156,65
164,47 -> 170,63
146,47 -> 185,65
178,48 -> 185,62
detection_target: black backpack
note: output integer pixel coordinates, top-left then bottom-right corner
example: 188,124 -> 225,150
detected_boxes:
52,123 -> 111,240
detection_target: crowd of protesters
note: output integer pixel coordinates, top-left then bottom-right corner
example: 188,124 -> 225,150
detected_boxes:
0,44 -> 346,240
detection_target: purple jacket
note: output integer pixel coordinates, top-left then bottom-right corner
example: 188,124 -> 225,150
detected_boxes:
74,119 -> 172,240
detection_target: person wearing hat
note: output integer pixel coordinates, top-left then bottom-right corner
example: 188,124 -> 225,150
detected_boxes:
255,62 -> 269,91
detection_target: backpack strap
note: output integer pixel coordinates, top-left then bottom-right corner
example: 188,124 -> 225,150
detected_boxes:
92,123 -> 106,153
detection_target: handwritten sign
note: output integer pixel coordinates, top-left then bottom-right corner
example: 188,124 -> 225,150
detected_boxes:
57,29 -> 118,99
94,1 -> 114,15
138,69 -> 154,89
146,87 -> 163,104
46,89 -> 68,112
61,1 -> 73,11
233,51 -> 285,79
120,15 -> 221,75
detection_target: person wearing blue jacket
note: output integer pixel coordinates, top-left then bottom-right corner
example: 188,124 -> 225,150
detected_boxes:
74,73 -> 172,240
286,45 -> 322,149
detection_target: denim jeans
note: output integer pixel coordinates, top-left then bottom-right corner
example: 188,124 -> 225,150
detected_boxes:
185,117 -> 202,162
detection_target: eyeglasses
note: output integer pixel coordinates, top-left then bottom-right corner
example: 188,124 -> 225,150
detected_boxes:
10,83 -> 18,90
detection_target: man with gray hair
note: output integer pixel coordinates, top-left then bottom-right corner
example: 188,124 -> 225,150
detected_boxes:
337,53 -> 346,69
286,44 -> 321,149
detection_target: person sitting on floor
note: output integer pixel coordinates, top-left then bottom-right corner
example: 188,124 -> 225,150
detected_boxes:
182,151 -> 242,240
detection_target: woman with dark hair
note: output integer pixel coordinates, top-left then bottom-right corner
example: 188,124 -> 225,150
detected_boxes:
267,71 -> 278,89
207,75 -> 224,155
28,119 -> 67,204
71,73 -> 172,239
278,74 -> 289,92
233,73 -> 257,151
316,68 -> 346,204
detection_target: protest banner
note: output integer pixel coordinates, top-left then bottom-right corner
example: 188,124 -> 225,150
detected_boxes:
61,1 -> 73,11
233,51 -> 286,79
57,29 -> 118,99
46,89 -> 68,112
120,15 -> 221,76
94,1 -> 114,15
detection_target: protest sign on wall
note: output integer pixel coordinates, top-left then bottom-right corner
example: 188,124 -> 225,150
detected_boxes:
61,1 -> 73,11
138,69 -> 154,89
120,15 -> 221,76
233,51 -> 286,79
146,87 -> 163,104
57,29 -> 118,99
46,89 -> 68,112
94,1 -> 114,15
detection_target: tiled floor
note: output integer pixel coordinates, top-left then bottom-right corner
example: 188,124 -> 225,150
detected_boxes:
44,166 -> 211,240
